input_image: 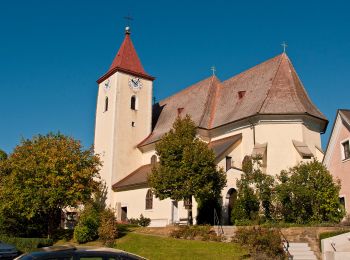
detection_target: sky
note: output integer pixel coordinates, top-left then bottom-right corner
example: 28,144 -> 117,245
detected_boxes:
0,0 -> 349,153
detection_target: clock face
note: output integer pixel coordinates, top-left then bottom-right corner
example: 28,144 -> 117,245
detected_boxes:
129,77 -> 142,91
104,79 -> 111,91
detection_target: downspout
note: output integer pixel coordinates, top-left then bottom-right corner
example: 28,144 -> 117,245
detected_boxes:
249,120 -> 256,145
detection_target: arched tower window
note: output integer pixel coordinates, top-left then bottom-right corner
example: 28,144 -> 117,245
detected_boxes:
145,189 -> 153,210
151,155 -> 157,166
131,95 -> 137,110
104,97 -> 109,112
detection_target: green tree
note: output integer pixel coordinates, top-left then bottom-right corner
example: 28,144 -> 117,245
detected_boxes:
0,133 -> 101,237
0,149 -> 7,161
148,115 -> 226,224
275,160 -> 344,223
231,156 -> 274,224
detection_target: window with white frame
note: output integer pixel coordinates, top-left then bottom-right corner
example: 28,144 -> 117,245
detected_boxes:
341,140 -> 350,160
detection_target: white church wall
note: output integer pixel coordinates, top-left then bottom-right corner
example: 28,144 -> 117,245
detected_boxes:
116,188 -> 193,227
94,74 -> 118,206
302,123 -> 324,161
255,122 -> 303,176
141,150 -> 157,165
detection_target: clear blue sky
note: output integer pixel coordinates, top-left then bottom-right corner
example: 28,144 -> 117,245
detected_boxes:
1,0 -> 349,153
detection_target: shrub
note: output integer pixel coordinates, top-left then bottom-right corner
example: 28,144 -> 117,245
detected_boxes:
127,214 -> 151,227
74,204 -> 99,244
52,229 -> 74,241
170,225 -> 221,241
0,236 -> 53,254
234,226 -> 285,259
98,209 -> 118,246
138,214 -> 151,227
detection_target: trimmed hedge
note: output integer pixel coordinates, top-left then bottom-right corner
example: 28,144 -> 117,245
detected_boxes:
0,236 -> 53,253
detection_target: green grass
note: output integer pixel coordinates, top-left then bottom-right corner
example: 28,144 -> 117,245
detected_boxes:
115,232 -> 248,260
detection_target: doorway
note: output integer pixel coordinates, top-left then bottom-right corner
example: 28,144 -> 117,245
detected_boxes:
226,188 -> 237,225
171,201 -> 178,224
121,206 -> 127,222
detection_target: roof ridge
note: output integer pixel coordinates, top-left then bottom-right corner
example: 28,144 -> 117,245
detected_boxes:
257,53 -> 285,113
208,79 -> 221,129
287,55 -> 327,118
198,76 -> 221,128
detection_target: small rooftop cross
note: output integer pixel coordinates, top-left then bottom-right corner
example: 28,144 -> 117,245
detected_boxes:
123,14 -> 134,25
281,41 -> 288,53
211,66 -> 216,76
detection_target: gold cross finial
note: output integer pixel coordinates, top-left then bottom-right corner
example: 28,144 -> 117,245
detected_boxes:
211,66 -> 216,76
281,41 -> 288,53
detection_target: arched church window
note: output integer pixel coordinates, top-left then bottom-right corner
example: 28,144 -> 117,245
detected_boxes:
145,189 -> 153,210
104,97 -> 108,112
131,95 -> 137,110
151,155 -> 157,165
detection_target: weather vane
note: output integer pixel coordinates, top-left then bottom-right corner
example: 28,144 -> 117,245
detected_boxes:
211,66 -> 216,76
281,41 -> 288,53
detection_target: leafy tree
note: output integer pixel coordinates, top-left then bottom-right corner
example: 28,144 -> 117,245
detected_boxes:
0,133 -> 101,237
98,208 -> 118,246
148,115 -> 226,225
0,149 -> 7,161
275,160 -> 344,223
74,204 -> 100,243
231,156 -> 274,224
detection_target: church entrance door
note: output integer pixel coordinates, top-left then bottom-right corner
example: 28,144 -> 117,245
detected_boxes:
226,188 -> 237,225
121,206 -> 127,222
171,201 -> 178,224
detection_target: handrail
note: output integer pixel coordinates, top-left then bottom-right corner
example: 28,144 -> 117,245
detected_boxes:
213,208 -> 224,235
331,242 -> 336,251
280,230 -> 293,260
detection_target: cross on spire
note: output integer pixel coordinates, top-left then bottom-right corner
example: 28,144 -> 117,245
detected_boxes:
211,66 -> 216,76
123,14 -> 133,34
123,14 -> 134,25
281,41 -> 288,53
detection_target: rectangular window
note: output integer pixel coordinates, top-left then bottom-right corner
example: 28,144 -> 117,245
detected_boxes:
342,140 -> 350,160
226,156 -> 232,171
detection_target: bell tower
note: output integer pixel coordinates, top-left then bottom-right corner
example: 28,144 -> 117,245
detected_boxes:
94,27 -> 155,206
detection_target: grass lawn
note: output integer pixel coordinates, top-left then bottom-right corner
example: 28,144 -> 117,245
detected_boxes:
115,232 -> 248,260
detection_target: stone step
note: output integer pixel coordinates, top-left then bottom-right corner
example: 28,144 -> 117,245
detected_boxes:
292,256 -> 317,260
289,251 -> 315,255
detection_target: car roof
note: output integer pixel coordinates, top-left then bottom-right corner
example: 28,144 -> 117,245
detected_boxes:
15,246 -> 146,260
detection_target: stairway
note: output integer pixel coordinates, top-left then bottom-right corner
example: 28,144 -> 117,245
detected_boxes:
284,242 -> 317,260
213,225 -> 236,241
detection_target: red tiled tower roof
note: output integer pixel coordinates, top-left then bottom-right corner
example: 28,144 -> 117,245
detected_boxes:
97,28 -> 154,83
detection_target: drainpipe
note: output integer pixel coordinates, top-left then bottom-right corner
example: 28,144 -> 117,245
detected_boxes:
249,120 -> 256,145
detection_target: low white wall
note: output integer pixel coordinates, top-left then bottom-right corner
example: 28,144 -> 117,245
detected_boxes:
321,232 -> 350,260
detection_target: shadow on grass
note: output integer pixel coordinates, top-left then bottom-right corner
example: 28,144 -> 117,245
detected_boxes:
116,224 -> 139,238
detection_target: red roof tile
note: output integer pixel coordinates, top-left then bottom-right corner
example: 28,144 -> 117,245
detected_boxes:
139,53 -> 327,147
97,30 -> 154,83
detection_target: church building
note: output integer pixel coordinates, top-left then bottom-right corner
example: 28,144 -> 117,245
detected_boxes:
94,27 -> 328,226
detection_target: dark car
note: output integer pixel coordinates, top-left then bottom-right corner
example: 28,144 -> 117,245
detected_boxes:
14,245 -> 146,260
0,240 -> 18,259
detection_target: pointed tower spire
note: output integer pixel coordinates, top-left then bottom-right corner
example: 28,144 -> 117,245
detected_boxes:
97,27 -> 154,83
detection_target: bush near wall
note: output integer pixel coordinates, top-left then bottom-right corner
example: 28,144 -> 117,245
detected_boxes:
233,226 -> 285,259
170,225 -> 222,241
0,236 -> 53,254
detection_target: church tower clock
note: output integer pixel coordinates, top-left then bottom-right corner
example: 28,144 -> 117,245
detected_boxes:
94,27 -> 155,206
